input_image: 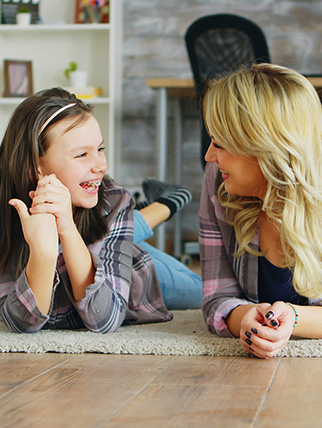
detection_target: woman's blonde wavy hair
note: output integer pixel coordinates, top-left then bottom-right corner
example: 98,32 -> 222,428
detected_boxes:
203,63 -> 322,298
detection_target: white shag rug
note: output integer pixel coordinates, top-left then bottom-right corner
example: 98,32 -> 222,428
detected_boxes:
0,310 -> 321,357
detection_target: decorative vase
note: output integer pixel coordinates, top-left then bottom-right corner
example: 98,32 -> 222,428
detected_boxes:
69,71 -> 88,88
16,13 -> 31,26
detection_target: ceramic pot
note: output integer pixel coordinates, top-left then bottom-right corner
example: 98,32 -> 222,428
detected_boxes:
16,13 -> 31,26
69,71 -> 88,88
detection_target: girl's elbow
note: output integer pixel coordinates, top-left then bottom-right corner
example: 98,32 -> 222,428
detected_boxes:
85,301 -> 127,334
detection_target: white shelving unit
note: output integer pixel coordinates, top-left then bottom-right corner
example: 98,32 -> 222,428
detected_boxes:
0,0 -> 122,179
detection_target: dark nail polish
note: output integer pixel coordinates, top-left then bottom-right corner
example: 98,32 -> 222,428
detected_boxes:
245,338 -> 252,346
249,347 -> 254,352
245,331 -> 252,339
265,311 -> 274,320
251,328 -> 259,334
270,320 -> 279,327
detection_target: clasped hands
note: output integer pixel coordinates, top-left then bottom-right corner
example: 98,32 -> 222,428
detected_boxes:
240,301 -> 295,359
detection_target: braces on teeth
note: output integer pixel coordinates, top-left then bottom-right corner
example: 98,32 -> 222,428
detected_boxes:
81,181 -> 101,187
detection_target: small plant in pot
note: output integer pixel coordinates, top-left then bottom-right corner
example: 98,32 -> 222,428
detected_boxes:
64,62 -> 88,88
16,6 -> 31,26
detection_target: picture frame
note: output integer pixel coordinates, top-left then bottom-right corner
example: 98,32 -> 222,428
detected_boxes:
4,60 -> 33,97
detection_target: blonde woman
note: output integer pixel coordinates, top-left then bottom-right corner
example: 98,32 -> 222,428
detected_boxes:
199,63 -> 322,358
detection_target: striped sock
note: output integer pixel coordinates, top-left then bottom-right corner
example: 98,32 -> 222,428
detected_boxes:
142,178 -> 192,220
135,200 -> 149,210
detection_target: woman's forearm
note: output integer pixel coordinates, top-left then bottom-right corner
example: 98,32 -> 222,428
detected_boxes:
227,302 -> 322,339
226,304 -> 256,337
289,304 -> 322,338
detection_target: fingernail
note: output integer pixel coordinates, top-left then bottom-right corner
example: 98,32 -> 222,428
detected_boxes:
245,338 -> 252,346
249,347 -> 254,352
251,328 -> 259,334
265,311 -> 274,320
270,320 -> 279,327
245,331 -> 252,339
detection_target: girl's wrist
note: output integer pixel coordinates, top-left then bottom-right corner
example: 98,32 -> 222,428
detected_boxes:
57,219 -> 78,239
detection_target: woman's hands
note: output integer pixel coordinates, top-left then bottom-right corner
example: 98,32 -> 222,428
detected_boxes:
240,302 -> 295,359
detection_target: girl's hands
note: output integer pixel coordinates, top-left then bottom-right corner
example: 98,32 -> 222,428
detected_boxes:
29,174 -> 74,236
240,302 -> 295,359
9,198 -> 58,257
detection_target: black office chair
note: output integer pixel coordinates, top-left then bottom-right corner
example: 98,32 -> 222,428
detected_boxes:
185,14 -> 270,168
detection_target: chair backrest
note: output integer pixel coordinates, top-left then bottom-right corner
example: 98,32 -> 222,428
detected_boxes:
185,14 -> 270,167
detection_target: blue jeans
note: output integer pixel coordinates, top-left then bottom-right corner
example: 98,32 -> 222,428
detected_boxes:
133,210 -> 203,310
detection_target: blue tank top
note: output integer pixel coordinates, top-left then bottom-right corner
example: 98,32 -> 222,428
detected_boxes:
258,255 -> 307,305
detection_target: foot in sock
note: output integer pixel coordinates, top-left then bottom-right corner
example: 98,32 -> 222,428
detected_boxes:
142,178 -> 192,220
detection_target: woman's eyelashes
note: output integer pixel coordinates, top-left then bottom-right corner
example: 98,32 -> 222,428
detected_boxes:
213,142 -> 223,149
211,138 -> 223,150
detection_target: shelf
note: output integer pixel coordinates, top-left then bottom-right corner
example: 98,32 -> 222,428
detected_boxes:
87,97 -> 110,104
0,97 -> 25,105
0,23 -> 110,32
0,0 -> 122,179
0,97 -> 110,105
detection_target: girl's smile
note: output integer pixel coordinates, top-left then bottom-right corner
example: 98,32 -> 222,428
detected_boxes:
80,180 -> 102,193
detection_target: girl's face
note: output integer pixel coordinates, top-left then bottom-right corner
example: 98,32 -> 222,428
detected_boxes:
38,114 -> 107,209
205,138 -> 267,199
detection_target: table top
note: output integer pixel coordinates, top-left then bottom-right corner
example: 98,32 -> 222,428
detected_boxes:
146,78 -> 195,97
146,76 -> 322,97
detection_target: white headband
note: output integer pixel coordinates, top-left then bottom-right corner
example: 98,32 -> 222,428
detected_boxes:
38,103 -> 76,136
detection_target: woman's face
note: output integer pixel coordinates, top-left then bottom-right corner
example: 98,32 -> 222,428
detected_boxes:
205,138 -> 267,199
38,114 -> 107,209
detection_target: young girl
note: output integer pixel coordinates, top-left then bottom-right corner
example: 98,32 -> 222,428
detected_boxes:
199,63 -> 322,358
0,87 -> 201,333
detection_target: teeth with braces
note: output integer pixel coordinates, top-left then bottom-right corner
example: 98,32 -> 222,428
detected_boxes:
81,180 -> 101,188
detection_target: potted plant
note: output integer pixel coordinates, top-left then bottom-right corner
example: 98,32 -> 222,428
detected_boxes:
64,62 -> 88,88
16,6 -> 31,26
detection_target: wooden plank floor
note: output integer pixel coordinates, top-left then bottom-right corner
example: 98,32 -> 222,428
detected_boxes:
0,353 -> 321,427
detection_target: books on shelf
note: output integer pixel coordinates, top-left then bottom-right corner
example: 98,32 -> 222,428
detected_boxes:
64,86 -> 103,99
